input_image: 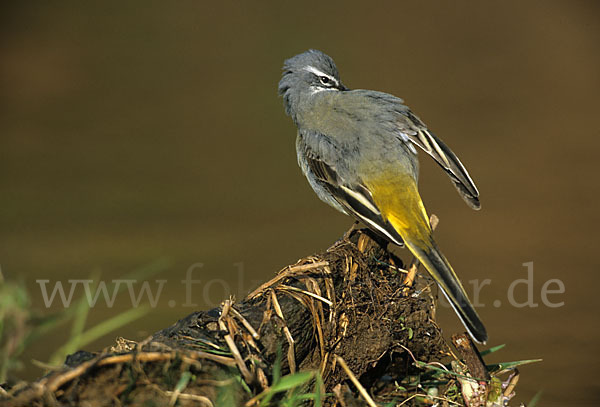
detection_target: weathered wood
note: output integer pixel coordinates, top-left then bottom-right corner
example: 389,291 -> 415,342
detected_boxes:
1,228 -> 453,407
451,333 -> 491,382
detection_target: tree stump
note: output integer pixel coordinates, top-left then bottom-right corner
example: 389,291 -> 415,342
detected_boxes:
1,228 -> 520,407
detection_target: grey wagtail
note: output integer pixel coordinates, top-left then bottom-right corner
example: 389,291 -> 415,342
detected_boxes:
278,49 -> 487,343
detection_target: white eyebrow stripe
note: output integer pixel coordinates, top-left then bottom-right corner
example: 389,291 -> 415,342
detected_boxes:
303,65 -> 339,86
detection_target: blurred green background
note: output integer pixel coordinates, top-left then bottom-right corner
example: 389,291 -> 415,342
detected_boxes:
1,0 -> 598,405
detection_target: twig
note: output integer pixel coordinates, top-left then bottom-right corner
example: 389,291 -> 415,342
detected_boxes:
335,356 -> 377,407
349,233 -> 369,281
165,391 -> 213,406
277,284 -> 333,306
7,352 -> 230,406
397,394 -> 421,406
219,300 -> 254,384
270,290 -> 296,373
503,369 -> 520,398
229,305 -> 260,340
451,333 -> 490,381
247,261 -> 329,299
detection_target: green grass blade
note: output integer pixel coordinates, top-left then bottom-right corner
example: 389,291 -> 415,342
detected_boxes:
314,373 -> 323,407
269,371 -> 314,393
24,259 -> 169,350
48,305 -> 149,366
119,258 -> 171,286
528,390 -> 543,407
259,371 -> 315,406
174,371 -> 193,392
67,270 -> 102,354
272,346 -> 282,385
414,361 -> 482,381
487,358 -> 542,374
480,343 -> 505,357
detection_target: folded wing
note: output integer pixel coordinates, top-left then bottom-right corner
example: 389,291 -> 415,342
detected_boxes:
302,145 -> 405,246
397,109 -> 479,209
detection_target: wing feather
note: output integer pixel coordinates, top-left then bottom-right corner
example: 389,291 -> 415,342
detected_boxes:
410,129 -> 480,209
402,124 -> 479,211
398,111 -> 480,209
302,151 -> 405,246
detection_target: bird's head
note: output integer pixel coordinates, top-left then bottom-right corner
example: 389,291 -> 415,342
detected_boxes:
278,49 -> 347,122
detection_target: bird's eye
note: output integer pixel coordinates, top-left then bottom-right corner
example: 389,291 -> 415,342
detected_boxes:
319,76 -> 331,86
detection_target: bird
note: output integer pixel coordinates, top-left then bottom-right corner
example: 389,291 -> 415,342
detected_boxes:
278,49 -> 487,344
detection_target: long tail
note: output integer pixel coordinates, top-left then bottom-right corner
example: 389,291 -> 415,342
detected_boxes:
365,173 -> 487,343
405,238 -> 488,343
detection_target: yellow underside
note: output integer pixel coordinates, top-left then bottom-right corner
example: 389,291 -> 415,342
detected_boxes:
364,172 -> 432,247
